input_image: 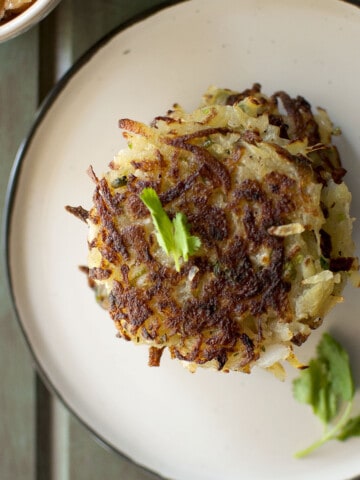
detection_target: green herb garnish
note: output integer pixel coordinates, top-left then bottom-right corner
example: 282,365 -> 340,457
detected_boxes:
293,332 -> 360,458
111,176 -> 127,188
320,256 -> 330,270
139,187 -> 201,272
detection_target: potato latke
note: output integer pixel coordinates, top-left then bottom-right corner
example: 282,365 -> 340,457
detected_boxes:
67,84 -> 358,377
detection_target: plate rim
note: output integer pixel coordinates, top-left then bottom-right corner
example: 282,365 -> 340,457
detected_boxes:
2,1 -> 360,479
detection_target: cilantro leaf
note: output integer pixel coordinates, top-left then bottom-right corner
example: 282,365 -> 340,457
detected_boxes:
139,188 -> 201,271
173,212 -> 202,262
293,364 -> 313,405
293,332 -> 359,458
317,332 -> 354,402
293,358 -> 338,424
139,187 -> 174,255
337,415 -> 360,441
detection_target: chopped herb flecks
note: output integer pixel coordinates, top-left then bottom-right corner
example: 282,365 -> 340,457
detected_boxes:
111,176 -> 127,188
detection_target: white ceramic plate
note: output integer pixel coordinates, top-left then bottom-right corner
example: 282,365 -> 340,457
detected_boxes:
5,1 -> 360,479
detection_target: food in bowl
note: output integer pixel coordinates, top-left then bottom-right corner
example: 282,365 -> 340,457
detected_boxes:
0,0 -> 35,24
67,84 -> 358,378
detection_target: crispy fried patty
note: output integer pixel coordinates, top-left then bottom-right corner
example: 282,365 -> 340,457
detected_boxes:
67,84 -> 358,377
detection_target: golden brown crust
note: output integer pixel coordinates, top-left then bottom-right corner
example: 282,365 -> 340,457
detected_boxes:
68,84 -> 358,375
65,205 -> 89,223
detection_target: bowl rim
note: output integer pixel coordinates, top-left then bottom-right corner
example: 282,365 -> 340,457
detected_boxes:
0,0 -> 61,43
